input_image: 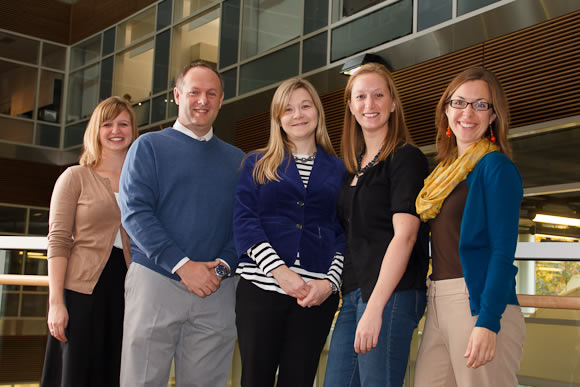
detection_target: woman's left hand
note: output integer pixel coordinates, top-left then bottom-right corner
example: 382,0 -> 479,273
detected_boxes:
354,307 -> 382,354
464,327 -> 497,368
297,280 -> 332,308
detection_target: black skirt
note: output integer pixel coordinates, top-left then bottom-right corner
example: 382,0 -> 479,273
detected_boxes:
41,247 -> 127,387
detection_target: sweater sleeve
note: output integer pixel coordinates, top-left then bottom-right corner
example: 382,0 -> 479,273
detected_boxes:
119,136 -> 187,273
47,168 -> 80,259
475,157 -> 522,333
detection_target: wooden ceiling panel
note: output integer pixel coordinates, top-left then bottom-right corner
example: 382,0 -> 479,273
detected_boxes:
236,11 -> 580,153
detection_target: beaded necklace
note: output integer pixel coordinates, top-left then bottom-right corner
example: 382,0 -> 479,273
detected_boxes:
356,148 -> 381,175
292,152 -> 317,163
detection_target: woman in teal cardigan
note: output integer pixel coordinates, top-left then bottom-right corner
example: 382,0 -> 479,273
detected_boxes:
415,67 -> 525,387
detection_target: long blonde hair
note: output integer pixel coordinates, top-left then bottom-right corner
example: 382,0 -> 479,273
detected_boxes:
251,78 -> 336,184
79,96 -> 138,167
341,63 -> 410,174
435,67 -> 511,163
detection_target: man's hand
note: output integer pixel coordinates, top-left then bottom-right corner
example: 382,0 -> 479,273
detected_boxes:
177,260 -> 221,297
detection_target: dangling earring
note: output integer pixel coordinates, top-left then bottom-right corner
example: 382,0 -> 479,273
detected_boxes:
446,126 -> 452,137
489,124 -> 496,143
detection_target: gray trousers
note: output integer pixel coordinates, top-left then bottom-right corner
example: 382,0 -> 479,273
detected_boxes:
120,263 -> 237,387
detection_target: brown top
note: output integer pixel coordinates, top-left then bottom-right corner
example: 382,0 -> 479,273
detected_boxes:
430,181 -> 468,281
48,165 -> 131,294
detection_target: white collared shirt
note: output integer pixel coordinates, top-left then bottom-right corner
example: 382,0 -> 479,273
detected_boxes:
172,119 -> 214,141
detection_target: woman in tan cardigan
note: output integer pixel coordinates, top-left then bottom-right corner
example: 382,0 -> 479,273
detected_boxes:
41,96 -> 138,387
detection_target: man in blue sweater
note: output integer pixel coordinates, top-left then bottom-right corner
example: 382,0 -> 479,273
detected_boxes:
119,61 -> 244,387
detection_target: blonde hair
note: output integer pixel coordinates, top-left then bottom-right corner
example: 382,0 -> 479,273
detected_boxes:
79,96 -> 138,167
435,67 -> 512,163
341,63 -> 410,174
251,78 -> 336,184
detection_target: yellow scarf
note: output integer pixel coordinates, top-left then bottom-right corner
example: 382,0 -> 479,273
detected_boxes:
416,138 -> 499,222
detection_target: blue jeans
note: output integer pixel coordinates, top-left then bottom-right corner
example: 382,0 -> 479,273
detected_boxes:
324,288 -> 426,387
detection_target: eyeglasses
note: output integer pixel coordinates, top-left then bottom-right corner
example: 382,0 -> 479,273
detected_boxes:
448,99 -> 493,111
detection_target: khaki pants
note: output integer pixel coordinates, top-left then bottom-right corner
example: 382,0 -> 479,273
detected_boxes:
414,277 -> 525,387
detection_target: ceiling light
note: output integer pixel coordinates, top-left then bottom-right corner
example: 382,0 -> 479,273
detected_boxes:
533,214 -> 580,228
535,233 -> 579,242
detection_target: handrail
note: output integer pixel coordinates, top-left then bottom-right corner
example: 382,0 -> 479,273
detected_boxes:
0,273 -> 578,310
2,237 -> 580,310
517,295 -> 580,310
0,274 -> 48,286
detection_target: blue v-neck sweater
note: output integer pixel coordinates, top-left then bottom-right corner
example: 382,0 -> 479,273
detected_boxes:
120,128 -> 244,281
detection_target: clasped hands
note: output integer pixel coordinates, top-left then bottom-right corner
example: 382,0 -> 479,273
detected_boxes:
271,265 -> 332,308
176,259 -> 225,297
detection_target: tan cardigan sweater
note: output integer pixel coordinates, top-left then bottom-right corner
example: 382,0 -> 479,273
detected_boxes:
48,165 -> 131,294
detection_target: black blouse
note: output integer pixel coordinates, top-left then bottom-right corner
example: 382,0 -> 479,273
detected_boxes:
337,144 -> 430,302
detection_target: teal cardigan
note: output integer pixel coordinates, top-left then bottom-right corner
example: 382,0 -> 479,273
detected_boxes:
460,151 -> 523,333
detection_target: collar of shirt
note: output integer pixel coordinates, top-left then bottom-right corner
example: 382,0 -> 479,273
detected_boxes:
172,119 -> 213,141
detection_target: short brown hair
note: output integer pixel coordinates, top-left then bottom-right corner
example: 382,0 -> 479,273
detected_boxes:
175,60 -> 224,92
79,96 -> 138,167
341,63 -> 410,174
435,67 -> 512,163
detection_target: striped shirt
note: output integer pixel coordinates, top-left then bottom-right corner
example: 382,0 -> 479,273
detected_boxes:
236,155 -> 344,295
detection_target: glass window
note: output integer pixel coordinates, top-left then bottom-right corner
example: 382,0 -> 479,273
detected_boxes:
241,0 -> 301,60
133,101 -> 151,127
0,206 -> 27,233
170,9 -> 220,87
67,64 -> 99,122
100,56 -> 114,100
153,31 -> 171,94
0,249 -> 23,275
42,43 -> 67,70
331,0 -> 412,61
71,35 -> 101,70
0,293 -> 20,317
331,0 -> 386,22
221,68 -> 237,100
113,39 -> 154,103
20,294 -> 48,317
35,123 -> 60,148
458,0 -> 501,15
64,121 -> 87,148
38,70 -> 63,123
102,27 -> 116,56
219,0 -> 240,69
222,68 -> 238,99
0,60 -> 37,119
151,94 -> 167,123
174,0 -> 217,22
0,32 -> 39,64
28,209 -> 49,236
116,7 -> 156,50
239,43 -> 299,95
302,32 -> 327,73
168,94 -> 178,118
23,249 -> 49,291
304,0 -> 328,35
157,0 -> 173,30
0,117 -> 34,145
418,0 -> 452,31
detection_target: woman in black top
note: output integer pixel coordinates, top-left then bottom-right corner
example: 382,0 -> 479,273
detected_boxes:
323,63 -> 429,387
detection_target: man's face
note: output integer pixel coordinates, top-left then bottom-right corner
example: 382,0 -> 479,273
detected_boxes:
174,66 -> 224,136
